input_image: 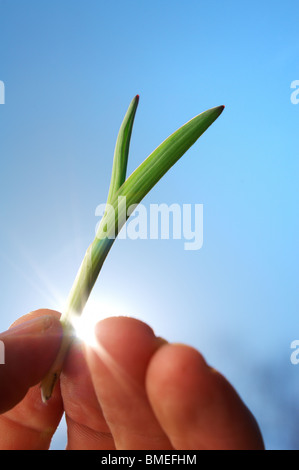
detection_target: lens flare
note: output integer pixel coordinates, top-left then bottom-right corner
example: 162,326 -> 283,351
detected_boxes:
69,298 -> 128,348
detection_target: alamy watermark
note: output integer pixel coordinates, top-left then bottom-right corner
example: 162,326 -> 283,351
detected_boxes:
290,80 -> 299,104
290,340 -> 299,365
95,197 -> 203,251
0,80 -> 5,104
0,340 -> 4,364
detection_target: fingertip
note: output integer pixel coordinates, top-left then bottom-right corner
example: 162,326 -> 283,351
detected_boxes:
146,343 -> 211,408
85,315 -> 168,399
8,309 -> 62,330
94,316 -> 156,343
146,343 -> 264,450
92,316 -> 161,372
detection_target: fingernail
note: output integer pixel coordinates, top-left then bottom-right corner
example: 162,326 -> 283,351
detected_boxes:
1,315 -> 57,338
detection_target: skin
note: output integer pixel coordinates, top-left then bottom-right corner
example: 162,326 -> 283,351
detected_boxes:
0,309 -> 264,450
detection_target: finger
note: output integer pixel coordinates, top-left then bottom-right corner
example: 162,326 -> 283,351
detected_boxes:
60,339 -> 115,450
0,310 -> 64,449
85,316 -> 173,450
146,343 -> 264,450
0,313 -> 61,412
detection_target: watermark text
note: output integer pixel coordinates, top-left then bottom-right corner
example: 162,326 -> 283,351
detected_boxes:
0,80 -> 5,104
95,197 -> 203,251
290,340 -> 299,365
290,80 -> 299,104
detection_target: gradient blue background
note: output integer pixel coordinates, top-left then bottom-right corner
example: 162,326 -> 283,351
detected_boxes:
0,0 -> 298,449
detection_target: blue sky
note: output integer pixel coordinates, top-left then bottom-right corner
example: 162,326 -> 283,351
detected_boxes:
0,0 -> 298,449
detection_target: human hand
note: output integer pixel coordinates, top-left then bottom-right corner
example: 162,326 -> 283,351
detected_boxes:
0,310 -> 264,450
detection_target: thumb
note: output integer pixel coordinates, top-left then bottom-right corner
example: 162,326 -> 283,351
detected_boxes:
0,315 -> 62,413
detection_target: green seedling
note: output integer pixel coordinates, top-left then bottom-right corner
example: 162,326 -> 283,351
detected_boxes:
41,95 -> 224,402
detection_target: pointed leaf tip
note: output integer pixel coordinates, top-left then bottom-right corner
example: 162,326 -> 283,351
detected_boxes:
106,94 -> 139,205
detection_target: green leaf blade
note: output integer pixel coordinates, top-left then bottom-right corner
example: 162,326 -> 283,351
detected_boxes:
106,94 -> 139,206
117,105 -> 224,208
